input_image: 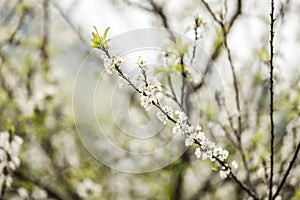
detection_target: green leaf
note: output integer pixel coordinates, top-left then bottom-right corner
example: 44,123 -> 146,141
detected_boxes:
256,48 -> 270,63
214,27 -> 224,49
154,66 -> 169,74
175,37 -> 188,55
292,189 -> 300,200
91,26 -> 110,49
6,120 -> 15,134
103,27 -> 110,40
166,37 -> 188,56
251,132 -> 263,146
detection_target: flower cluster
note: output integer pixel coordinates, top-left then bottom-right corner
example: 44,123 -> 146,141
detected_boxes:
0,131 -> 23,194
101,54 -> 124,74
77,179 -> 102,199
157,106 -> 174,124
219,167 -> 231,179
136,56 -> 148,71
10,186 -> 49,200
139,81 -> 162,111
171,111 -> 196,136
156,106 -> 232,178
186,14 -> 205,39
92,27 -> 235,180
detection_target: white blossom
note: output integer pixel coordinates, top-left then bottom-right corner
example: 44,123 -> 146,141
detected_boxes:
195,147 -> 201,158
219,168 -> 230,179
51,132 -> 79,167
140,95 -> 155,111
232,160 -> 238,169
17,187 -> 29,199
139,81 -> 162,96
193,128 -> 205,141
213,147 -> 229,162
157,106 -> 174,124
77,179 -> 102,199
139,81 -> 161,111
101,54 -> 124,74
172,122 -> 190,135
0,131 -> 23,194
185,136 -> 194,146
174,110 -> 188,124
136,56 -> 148,71
32,187 -> 48,200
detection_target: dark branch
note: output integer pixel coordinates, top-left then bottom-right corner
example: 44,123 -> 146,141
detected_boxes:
268,0 -> 275,199
272,141 -> 300,200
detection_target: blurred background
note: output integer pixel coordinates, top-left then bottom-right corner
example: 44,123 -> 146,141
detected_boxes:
0,0 -> 300,199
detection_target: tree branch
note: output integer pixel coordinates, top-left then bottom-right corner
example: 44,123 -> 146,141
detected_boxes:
194,0 -> 242,91
272,141 -> 300,200
268,0 -> 275,199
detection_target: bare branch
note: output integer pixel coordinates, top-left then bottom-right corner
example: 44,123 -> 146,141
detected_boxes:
272,141 -> 300,200
194,0 -> 242,91
268,0 -> 275,199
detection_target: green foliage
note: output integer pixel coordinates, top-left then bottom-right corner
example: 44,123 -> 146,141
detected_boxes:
214,27 -> 224,49
167,37 -> 188,56
251,132 -> 263,147
6,120 -> 15,134
154,59 -> 183,75
292,189 -> 300,200
16,2 -> 31,14
91,26 -> 110,49
256,48 -> 270,63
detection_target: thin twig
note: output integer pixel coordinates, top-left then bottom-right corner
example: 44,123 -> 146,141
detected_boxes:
219,6 -> 253,193
272,141 -> 300,200
180,56 -> 187,110
41,0 -> 50,72
167,74 -> 181,108
103,49 -> 258,199
122,0 -> 175,40
202,0 -> 254,192
192,139 -> 258,200
194,0 -> 242,91
201,0 -> 253,192
52,1 -> 87,44
0,0 -> 23,26
268,0 -> 275,199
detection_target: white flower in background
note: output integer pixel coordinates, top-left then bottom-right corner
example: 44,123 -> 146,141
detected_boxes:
17,187 -> 29,199
232,160 -> 238,169
31,187 -> 48,200
0,131 -> 23,194
157,106 -> 173,124
51,132 -> 79,167
77,179 -> 102,199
